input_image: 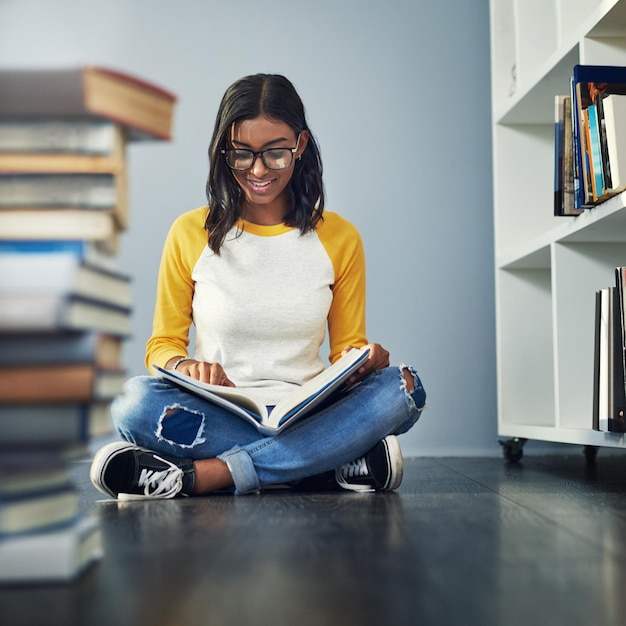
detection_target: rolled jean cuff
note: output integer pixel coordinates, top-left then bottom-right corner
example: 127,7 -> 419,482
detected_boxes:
217,446 -> 260,495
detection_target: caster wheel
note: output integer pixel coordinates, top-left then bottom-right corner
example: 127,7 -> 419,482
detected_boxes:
583,445 -> 598,464
499,438 -> 526,463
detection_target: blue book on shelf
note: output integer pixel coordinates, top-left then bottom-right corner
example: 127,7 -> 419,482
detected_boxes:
587,104 -> 605,199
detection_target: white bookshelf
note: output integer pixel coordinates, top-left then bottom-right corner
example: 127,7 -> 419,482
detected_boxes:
490,0 -> 626,460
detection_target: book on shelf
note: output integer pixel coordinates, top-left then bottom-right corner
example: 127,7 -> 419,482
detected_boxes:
562,95 -> 579,215
0,209 -> 118,247
0,481 -> 78,536
554,92 -> 583,215
154,346 -> 371,436
586,104 -> 605,200
595,93 -> 614,190
602,94 -> 626,190
571,65 -> 626,208
593,288 -> 612,431
0,247 -> 132,309
553,95 -> 565,216
0,331 -> 124,369
0,66 -> 177,141
0,293 -> 132,336
0,515 -> 103,584
0,363 -> 126,403
0,402 -> 114,443
609,287 -> 626,433
593,277 -> 626,433
592,289 -> 603,431
616,266 -> 626,428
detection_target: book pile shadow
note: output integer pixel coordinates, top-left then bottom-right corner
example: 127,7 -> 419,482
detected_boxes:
0,66 -> 176,584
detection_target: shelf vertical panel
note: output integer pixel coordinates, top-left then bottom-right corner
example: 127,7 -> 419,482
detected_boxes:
496,266 -> 555,428
493,123 -> 561,255
552,242 -> 626,429
515,0 -> 559,93
490,0 -> 517,112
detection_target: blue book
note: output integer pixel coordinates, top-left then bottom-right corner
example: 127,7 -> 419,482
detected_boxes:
0,239 -> 118,270
586,104 -> 605,199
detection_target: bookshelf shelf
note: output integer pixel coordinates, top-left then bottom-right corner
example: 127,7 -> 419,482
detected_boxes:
490,0 -> 626,457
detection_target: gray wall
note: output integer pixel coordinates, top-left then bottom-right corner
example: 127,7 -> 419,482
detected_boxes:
0,0 -> 497,456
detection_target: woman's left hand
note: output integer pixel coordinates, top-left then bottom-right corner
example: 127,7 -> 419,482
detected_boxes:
342,342 -> 390,384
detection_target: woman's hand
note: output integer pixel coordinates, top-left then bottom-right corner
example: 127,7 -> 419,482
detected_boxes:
342,343 -> 390,384
167,358 -> 235,386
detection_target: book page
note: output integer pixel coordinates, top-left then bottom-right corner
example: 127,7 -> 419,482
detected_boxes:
153,346 -> 370,432
271,347 -> 370,425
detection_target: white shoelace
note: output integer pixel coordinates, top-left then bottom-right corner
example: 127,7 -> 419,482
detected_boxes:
335,457 -> 374,492
119,455 -> 184,500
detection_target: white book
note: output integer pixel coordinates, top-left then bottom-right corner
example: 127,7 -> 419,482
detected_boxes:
0,174 -> 117,208
0,119 -> 118,154
0,209 -> 117,242
0,293 -> 131,336
598,288 -> 610,432
0,516 -> 103,583
0,466 -> 73,498
0,483 -> 78,535
602,94 -> 626,190
154,347 -> 371,436
0,251 -> 131,308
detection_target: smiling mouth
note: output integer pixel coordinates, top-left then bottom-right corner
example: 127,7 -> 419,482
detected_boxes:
247,179 -> 273,191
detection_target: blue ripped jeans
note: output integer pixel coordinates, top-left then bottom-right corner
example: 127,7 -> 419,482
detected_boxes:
111,365 -> 426,495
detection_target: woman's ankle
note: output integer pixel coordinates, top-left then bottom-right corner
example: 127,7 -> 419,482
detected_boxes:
192,458 -> 234,494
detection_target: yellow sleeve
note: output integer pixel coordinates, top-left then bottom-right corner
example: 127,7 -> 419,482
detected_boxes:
316,213 -> 368,363
144,206 -> 209,373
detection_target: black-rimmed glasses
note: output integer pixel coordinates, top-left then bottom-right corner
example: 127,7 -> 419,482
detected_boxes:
221,134 -> 301,171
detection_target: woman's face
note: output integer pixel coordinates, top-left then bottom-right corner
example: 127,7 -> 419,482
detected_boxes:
228,116 -> 309,224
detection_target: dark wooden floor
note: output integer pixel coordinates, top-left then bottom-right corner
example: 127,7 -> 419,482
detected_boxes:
1,451 -> 626,626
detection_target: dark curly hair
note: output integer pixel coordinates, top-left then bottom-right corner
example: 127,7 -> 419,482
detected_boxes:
205,74 -> 325,254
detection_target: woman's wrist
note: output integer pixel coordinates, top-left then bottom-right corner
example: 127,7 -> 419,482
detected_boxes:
168,356 -> 193,371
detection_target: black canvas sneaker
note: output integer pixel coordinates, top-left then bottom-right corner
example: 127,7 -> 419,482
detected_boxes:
335,435 -> 403,492
90,441 -> 196,500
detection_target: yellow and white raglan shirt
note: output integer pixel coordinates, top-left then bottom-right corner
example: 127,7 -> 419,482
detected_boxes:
146,206 -> 368,407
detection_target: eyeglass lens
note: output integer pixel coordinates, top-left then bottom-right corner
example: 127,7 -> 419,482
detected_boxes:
226,148 -> 293,170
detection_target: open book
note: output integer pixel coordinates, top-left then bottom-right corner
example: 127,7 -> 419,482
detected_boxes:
153,346 -> 370,435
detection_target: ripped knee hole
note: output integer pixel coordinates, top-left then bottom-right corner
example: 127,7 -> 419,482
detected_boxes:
402,367 -> 415,393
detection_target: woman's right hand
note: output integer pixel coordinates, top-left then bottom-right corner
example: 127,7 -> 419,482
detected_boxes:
168,358 -> 235,386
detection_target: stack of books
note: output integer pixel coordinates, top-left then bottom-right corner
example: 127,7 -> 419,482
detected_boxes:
0,66 -> 176,583
554,65 -> 626,216
593,267 -> 626,433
